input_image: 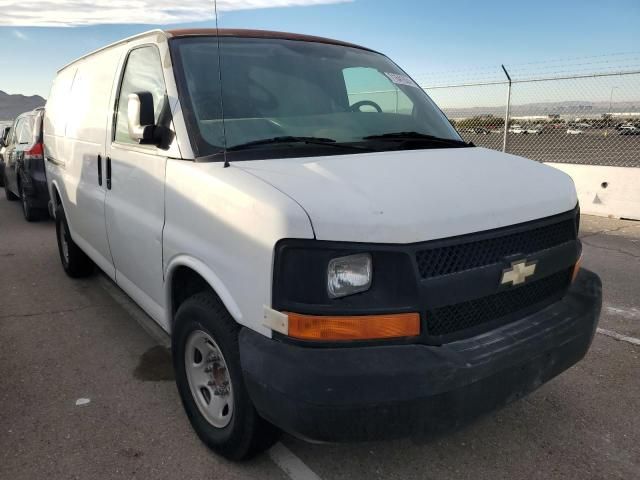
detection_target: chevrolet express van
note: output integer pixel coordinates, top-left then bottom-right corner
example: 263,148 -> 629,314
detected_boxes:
45,29 -> 602,460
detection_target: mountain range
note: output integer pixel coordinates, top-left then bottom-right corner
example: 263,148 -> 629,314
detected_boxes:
0,90 -> 46,122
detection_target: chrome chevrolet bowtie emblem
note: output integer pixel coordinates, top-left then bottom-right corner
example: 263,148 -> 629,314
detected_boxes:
501,260 -> 537,286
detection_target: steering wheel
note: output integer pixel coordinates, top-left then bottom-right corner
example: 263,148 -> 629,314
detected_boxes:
350,100 -> 383,113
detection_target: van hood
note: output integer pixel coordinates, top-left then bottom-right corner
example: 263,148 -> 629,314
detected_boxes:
236,147 -> 577,243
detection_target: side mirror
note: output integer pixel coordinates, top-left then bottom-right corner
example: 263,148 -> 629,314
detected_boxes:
127,92 -> 157,144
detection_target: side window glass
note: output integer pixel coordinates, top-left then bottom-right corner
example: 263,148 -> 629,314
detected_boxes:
114,46 -> 166,145
5,127 -> 15,146
16,118 -> 33,145
343,67 -> 414,115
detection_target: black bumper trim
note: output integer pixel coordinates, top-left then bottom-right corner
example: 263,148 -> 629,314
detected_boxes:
240,269 -> 602,442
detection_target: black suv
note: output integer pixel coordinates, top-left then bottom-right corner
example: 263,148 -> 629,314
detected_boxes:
0,124 -> 11,187
2,108 -> 49,221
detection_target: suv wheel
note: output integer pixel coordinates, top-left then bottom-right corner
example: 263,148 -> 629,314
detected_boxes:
21,191 -> 39,222
172,292 -> 280,460
5,183 -> 18,201
55,204 -> 94,277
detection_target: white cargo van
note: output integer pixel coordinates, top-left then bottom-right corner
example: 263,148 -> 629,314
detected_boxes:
45,29 -> 602,460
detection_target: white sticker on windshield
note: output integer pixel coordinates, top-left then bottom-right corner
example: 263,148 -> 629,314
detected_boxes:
384,72 -> 418,88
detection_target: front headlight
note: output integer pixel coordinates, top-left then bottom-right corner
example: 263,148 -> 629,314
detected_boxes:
327,253 -> 372,299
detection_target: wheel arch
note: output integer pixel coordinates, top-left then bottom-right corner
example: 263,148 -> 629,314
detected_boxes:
49,179 -> 64,215
165,255 -> 243,334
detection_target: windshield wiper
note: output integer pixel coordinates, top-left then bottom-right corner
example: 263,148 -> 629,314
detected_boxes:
226,136 -> 371,152
363,131 -> 472,148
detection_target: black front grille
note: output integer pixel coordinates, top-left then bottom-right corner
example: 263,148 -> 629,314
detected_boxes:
416,218 -> 576,279
426,268 -> 573,337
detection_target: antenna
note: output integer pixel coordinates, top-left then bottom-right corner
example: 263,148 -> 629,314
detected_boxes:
214,0 -> 230,167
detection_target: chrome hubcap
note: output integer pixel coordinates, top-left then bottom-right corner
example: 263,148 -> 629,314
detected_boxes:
184,330 -> 233,428
58,224 -> 69,263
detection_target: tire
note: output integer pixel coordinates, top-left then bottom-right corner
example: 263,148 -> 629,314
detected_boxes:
21,190 -> 39,222
5,184 -> 18,201
55,204 -> 94,277
172,292 -> 280,460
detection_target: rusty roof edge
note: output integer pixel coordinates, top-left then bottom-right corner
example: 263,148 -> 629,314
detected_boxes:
165,28 -> 379,54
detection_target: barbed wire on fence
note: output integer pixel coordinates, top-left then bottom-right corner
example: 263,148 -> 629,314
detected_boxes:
414,52 -> 640,88
419,64 -> 640,168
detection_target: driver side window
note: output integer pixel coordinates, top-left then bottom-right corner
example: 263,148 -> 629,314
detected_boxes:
114,46 -> 167,145
343,67 -> 414,114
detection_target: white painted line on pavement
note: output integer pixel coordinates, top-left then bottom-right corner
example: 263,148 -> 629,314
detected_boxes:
597,328 -> 640,346
268,442 -> 323,480
604,305 -> 640,320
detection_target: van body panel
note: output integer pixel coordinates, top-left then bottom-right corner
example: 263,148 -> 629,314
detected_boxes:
101,38 -> 180,327
46,45 -> 128,277
104,143 -> 168,321
162,160 -> 315,336
237,147 -> 578,244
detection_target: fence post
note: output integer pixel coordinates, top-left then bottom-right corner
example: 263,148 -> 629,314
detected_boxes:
501,64 -> 512,153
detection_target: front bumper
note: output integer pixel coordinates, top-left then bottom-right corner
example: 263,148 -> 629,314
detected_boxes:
240,269 -> 602,442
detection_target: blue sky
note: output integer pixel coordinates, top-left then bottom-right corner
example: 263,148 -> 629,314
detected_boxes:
0,0 -> 638,97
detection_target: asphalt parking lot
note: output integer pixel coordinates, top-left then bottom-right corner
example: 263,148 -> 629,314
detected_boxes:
1,197 -> 639,479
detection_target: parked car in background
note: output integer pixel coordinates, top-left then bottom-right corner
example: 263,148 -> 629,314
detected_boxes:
620,127 -> 640,136
526,126 -> 543,135
508,124 -> 526,134
460,127 -> 491,135
3,108 -> 49,221
0,125 -> 11,186
566,127 -> 584,135
45,28 -> 601,461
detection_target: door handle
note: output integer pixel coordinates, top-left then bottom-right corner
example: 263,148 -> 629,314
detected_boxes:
106,156 -> 112,190
97,154 -> 102,186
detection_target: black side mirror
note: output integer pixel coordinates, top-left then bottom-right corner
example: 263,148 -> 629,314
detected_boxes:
127,91 -> 156,144
127,92 -> 172,148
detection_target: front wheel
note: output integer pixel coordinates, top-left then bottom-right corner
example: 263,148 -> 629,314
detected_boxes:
172,292 -> 280,460
55,204 -> 94,277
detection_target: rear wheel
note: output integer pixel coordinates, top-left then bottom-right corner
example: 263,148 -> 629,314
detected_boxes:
172,292 -> 280,460
55,204 -> 94,277
5,183 -> 18,201
21,189 -> 39,222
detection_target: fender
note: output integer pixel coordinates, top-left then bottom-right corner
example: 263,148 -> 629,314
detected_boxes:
49,179 -> 67,224
164,254 -> 244,333
49,179 -> 78,244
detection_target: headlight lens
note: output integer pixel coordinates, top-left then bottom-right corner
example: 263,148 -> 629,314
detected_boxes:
327,253 -> 372,299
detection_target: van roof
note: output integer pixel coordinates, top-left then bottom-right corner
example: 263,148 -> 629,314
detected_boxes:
165,28 -> 376,53
58,28 -> 376,73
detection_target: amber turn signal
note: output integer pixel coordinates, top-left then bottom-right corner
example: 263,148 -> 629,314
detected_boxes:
572,255 -> 582,282
286,312 -> 420,341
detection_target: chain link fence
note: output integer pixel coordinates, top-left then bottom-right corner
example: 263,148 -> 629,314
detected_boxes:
424,69 -> 640,168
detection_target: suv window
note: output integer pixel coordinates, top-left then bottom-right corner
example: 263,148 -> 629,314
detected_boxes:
15,116 -> 34,145
4,126 -> 15,147
114,46 -> 167,145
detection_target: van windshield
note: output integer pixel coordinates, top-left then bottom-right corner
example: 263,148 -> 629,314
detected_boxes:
171,36 -> 464,160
